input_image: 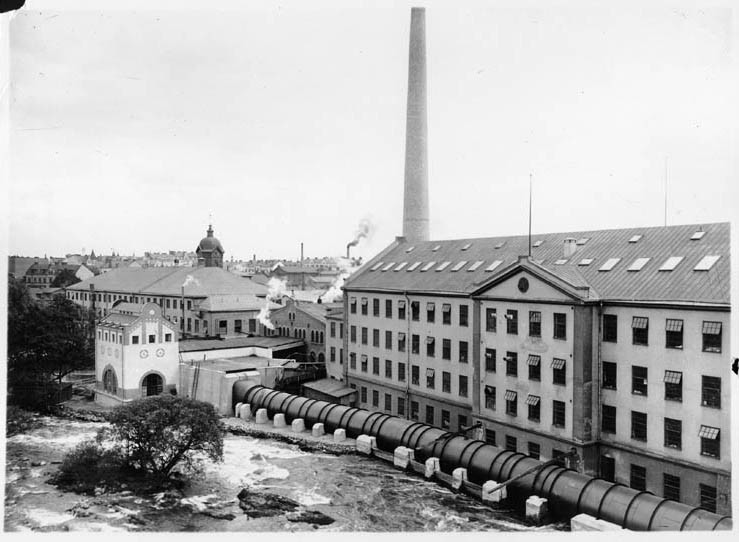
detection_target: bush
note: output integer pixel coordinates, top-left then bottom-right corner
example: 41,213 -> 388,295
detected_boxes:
53,440 -> 127,494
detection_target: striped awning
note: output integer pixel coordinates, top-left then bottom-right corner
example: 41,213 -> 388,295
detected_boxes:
664,370 -> 682,384
698,425 -> 720,440
484,386 -> 495,396
398,300 -> 406,308
527,354 -> 541,366
632,317 -> 649,329
398,332 -> 406,341
361,297 -> 368,305
551,358 -> 566,370
427,302 -> 435,310
426,337 -> 435,344
529,312 -> 541,323
350,297 -> 356,304
426,368 -> 435,378
702,321 -> 722,335
665,319 -> 683,332
360,354 -> 368,362
442,303 -> 451,312
525,394 -> 540,406
504,390 -> 517,401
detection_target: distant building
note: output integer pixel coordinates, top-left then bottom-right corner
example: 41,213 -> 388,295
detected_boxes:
268,298 -> 342,363
196,224 -> 224,268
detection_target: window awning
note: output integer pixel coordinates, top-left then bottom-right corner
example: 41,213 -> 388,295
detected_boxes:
504,390 -> 517,401
702,321 -> 722,335
485,349 -> 495,359
427,302 -> 435,310
398,332 -> 406,341
664,370 -> 682,384
360,354 -> 368,362
551,358 -> 566,370
529,312 -> 541,323
527,354 -> 541,366
361,297 -> 368,305
398,300 -> 406,308
442,303 -> 451,312
632,317 -> 649,329
426,368 -> 435,378
698,425 -> 720,440
525,394 -> 540,406
484,386 -> 495,396
350,297 -> 356,304
665,319 -> 683,332
426,337 -> 435,344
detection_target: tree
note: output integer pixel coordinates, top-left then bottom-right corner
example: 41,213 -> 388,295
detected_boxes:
105,395 -> 224,483
51,268 -> 81,288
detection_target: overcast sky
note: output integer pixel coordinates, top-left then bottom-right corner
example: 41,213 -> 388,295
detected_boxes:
7,0 -> 738,262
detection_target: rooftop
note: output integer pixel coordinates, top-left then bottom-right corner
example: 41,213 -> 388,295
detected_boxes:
178,335 -> 304,353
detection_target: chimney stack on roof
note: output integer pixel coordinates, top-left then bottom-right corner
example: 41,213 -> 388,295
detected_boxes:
563,237 -> 577,258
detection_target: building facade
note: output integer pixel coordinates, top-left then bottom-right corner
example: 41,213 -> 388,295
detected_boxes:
268,299 -> 341,363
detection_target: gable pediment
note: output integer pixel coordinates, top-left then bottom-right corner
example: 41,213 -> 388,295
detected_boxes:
474,266 -> 585,302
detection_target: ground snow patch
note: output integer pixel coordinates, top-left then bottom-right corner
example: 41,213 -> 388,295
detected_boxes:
25,509 -> 75,527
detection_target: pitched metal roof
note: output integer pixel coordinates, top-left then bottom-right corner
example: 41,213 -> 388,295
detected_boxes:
344,222 -> 729,305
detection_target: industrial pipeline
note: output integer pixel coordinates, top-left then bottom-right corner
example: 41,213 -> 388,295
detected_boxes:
233,382 -> 732,531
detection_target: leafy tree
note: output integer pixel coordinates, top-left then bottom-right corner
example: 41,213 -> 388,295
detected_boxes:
104,395 -> 224,483
51,268 -> 81,288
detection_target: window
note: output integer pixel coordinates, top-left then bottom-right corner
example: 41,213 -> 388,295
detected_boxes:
373,298 -> 380,317
442,371 -> 451,393
102,368 -> 117,394
630,464 -> 647,491
385,359 -> 392,378
699,425 -> 720,458
411,334 -> 420,354
552,358 -> 566,385
485,349 -> 496,372
411,301 -> 420,321
505,352 -> 518,376
361,354 -> 368,372
425,405 -> 434,425
485,428 -> 496,446
350,353 -> 356,370
385,330 -> 392,350
234,319 -> 242,334
398,300 -> 406,320
339,349 -> 343,364
505,390 -> 517,416
527,354 -> 541,381
132,336 -> 139,344
372,390 -> 379,407
600,456 -> 616,482
632,366 -> 648,395
442,339 -> 451,360
458,415 -> 468,431
411,401 -> 419,420
372,357 -> 380,375
350,325 -> 357,343
506,310 -> 518,334
665,319 -> 683,348
330,321 -> 336,338
663,474 -> 681,502
552,400 -> 566,427
459,305 -> 469,327
486,308 -> 497,332
603,361 -> 617,389
350,298 -> 357,314
361,297 -> 368,315
397,397 -> 405,417
505,435 -> 517,452
373,329 -> 380,347
442,303 -> 452,325
664,371 -> 682,402
632,316 -> 649,345
411,365 -> 420,386
426,336 -> 435,357
165,333 -> 172,342
631,411 -> 647,441
384,393 -> 392,411
426,368 -> 435,389
360,387 -> 367,403
528,442 -> 541,460
553,313 -> 567,340
699,484 -> 717,513
702,321 -> 722,352
603,314 -> 617,342
601,405 -> 616,434
148,334 -> 156,344
385,299 -> 392,318
398,332 -> 406,352
441,410 -> 450,430
664,418 -> 682,449
330,347 -> 336,362
529,311 -> 541,337
527,395 -> 540,422
427,302 -> 435,323
459,341 -> 468,363
340,323 -> 344,339
361,327 -> 368,345
459,375 -> 468,398
398,362 -> 406,382
484,386 -> 495,410
701,376 -> 721,408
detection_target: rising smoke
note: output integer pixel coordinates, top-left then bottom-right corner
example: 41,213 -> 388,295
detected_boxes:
346,217 -> 374,250
257,277 -> 288,330
322,218 -> 374,303
182,274 -> 201,288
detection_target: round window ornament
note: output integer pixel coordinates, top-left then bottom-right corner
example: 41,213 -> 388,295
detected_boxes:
518,277 -> 530,293
156,348 -> 165,358
148,309 -> 155,316
140,349 -> 149,359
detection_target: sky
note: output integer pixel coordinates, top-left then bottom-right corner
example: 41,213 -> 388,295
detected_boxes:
5,0 -> 738,262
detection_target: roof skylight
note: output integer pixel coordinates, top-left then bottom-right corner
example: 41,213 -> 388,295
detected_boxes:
694,255 -> 720,271
627,257 -> 650,271
407,262 -> 422,271
381,262 -> 395,272
691,231 -> 706,241
405,246 -> 415,253
467,261 -> 484,272
394,262 -> 407,272
629,235 -> 642,243
461,243 -> 471,251
485,260 -> 503,272
432,245 -> 441,252
599,258 -> 621,272
659,256 -> 683,271
578,258 -> 594,266
494,241 -> 506,249
576,238 -> 590,245
436,261 -> 451,271
370,262 -> 384,271
451,261 -> 468,272
533,240 -> 543,247
554,259 -> 568,265
420,261 -> 436,272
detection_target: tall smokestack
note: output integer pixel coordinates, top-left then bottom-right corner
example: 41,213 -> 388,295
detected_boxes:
402,7 -> 430,243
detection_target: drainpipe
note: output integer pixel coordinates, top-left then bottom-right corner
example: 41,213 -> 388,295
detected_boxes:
595,302 -> 603,443
404,290 -> 411,420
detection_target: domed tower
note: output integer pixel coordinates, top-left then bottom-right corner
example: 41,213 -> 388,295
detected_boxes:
196,225 -> 224,268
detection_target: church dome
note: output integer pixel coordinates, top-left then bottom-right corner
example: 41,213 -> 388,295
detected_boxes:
197,225 -> 224,253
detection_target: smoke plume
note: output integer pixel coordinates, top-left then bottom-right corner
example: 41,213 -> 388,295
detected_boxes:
257,277 -> 288,330
346,217 -> 374,249
182,274 -> 201,288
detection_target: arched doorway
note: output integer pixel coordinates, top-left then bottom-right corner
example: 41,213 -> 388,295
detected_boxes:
318,352 -> 325,363
309,351 -> 316,362
103,367 -> 118,394
141,373 -> 164,397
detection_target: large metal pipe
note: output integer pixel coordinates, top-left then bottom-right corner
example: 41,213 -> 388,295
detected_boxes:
233,382 -> 731,531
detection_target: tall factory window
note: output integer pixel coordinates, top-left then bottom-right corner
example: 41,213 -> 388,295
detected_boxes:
360,387 -> 367,403
441,410 -> 450,430
664,418 -> 682,449
701,376 -> 721,408
552,358 -> 566,385
411,334 -> 420,354
699,484 -> 717,513
426,368 -> 435,389
340,323 -> 344,339
330,322 -> 336,338
361,298 -> 368,315
427,302 -> 435,323
384,393 -> 392,411
486,308 -> 497,332
631,316 -> 649,345
485,428 -> 496,445
425,405 -> 435,425
372,357 -> 380,375
663,474 -> 681,502
397,362 -> 406,382
442,371 -> 451,393
349,353 -> 356,369
664,371 -> 683,402
505,352 -> 518,377
459,305 -> 469,327
350,325 -> 357,343
505,390 -> 518,416
330,347 -> 336,362
426,336 -> 435,357
553,313 -> 567,340
361,355 -> 368,373
385,330 -> 392,350
186,319 -> 192,332
631,411 -> 648,441
398,332 -> 406,352
398,300 -> 406,320
166,299 -> 170,309
187,300 -> 192,310
458,415 -> 468,432
442,304 -> 452,325
372,390 -> 379,407
527,355 -> 541,381
526,395 -> 540,422
601,405 -> 616,433
665,319 -> 683,348
632,366 -> 648,395
373,298 -> 380,317
442,339 -> 451,360
505,435 -> 517,452
339,349 -> 344,364
361,327 -> 368,345
630,465 -> 647,491
484,386 -> 496,410
397,398 -> 405,417
459,375 -> 468,398
411,301 -> 420,321
411,365 -> 420,386
506,310 -> 518,334
459,341 -> 468,363
372,329 -> 380,347
602,362 -> 617,389
552,400 -> 566,427
234,320 -> 241,334
702,321 -> 722,352
149,334 -> 157,344
385,299 -> 392,318
485,349 -> 496,372
600,456 -> 615,482
411,401 -> 419,421
699,425 -> 720,459
528,442 -> 541,460
165,333 -> 172,342
529,311 -> 541,337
